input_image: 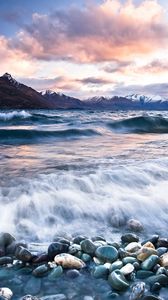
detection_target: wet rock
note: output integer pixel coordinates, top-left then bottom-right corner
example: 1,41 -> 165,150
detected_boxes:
48,242 -> 69,260
133,262 -> 140,271
156,267 -> 167,275
0,288 -> 13,300
32,264 -> 49,277
52,237 -> 70,246
143,242 -> 155,249
93,265 -> 109,279
160,252 -> 168,267
80,239 -> 97,256
127,219 -> 143,232
81,253 -> 91,262
146,274 -> 168,286
157,238 -> 168,248
120,263 -> 134,275
6,241 -> 27,255
119,249 -> 137,259
0,257 -> 13,265
72,235 -> 87,244
83,297 -> 94,300
68,244 -> 81,255
108,270 -> 129,291
32,253 -> 48,264
136,270 -> 154,279
95,246 -> 118,262
0,233 -> 15,256
125,242 -> 141,253
137,247 -> 157,262
110,261 -> 123,272
156,247 -> 167,257
121,233 -> 139,243
48,266 -> 63,280
141,255 -> 159,271
129,282 -> 145,300
142,235 -> 159,247
91,236 -> 106,242
122,257 -> 137,265
66,269 -> 80,278
106,292 -> 120,299
54,253 -> 85,269
15,246 -> 33,262
151,282 -> 161,293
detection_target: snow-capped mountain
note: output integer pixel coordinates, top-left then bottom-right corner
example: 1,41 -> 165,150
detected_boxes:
126,94 -> 165,103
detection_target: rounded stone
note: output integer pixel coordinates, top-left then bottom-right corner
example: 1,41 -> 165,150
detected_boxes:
80,239 -> 97,256
48,242 -> 69,260
142,235 -> 159,247
137,247 -> 157,262
120,263 -> 134,275
93,265 -> 109,279
157,238 -> 168,248
121,233 -> 139,243
95,246 -> 118,262
146,274 -> 168,286
108,270 -> 129,291
72,235 -> 87,244
0,288 -> 13,300
81,253 -> 91,262
127,219 -> 143,232
110,261 -> 123,272
156,247 -> 167,257
136,270 -> 154,279
32,265 -> 49,277
143,242 -> 155,249
160,252 -> 168,267
15,246 -> 33,262
0,257 -> 13,265
54,253 -> 85,269
48,266 -> 63,280
125,242 -> 141,253
151,282 -> 161,293
141,255 -> 159,271
68,244 -> 81,255
122,257 -> 137,265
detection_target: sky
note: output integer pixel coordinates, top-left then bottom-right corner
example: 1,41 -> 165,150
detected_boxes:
0,0 -> 168,99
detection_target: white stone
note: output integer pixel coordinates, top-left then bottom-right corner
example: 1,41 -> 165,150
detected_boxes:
0,288 -> 13,300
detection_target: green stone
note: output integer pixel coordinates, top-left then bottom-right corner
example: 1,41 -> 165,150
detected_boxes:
141,255 -> 159,271
110,261 -> 123,272
48,266 -> 63,281
95,246 -> 118,263
108,270 -> 129,291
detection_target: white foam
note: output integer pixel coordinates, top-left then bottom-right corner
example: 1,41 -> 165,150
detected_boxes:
1,158 -> 168,241
0,111 -> 31,121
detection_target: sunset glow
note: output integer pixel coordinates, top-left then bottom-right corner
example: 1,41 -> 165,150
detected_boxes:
1,0 -> 168,98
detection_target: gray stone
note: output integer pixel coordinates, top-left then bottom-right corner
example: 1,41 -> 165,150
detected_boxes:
80,239 -> 97,256
93,265 -> 109,279
121,233 -> 139,243
48,266 -> 63,280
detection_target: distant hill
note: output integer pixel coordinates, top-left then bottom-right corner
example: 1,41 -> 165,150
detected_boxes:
0,73 -> 168,110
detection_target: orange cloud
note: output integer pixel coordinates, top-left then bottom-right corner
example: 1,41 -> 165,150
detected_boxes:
9,0 -> 168,63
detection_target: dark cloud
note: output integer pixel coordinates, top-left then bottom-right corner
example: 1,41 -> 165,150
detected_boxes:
77,77 -> 113,85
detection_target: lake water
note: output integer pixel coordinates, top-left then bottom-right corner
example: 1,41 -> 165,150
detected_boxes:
0,109 -> 168,243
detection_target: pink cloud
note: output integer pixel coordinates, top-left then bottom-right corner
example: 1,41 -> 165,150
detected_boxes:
9,0 -> 168,63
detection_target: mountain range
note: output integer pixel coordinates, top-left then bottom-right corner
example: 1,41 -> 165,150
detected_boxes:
0,73 -> 168,110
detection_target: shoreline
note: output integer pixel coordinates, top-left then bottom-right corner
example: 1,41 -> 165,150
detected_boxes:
0,232 -> 168,300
